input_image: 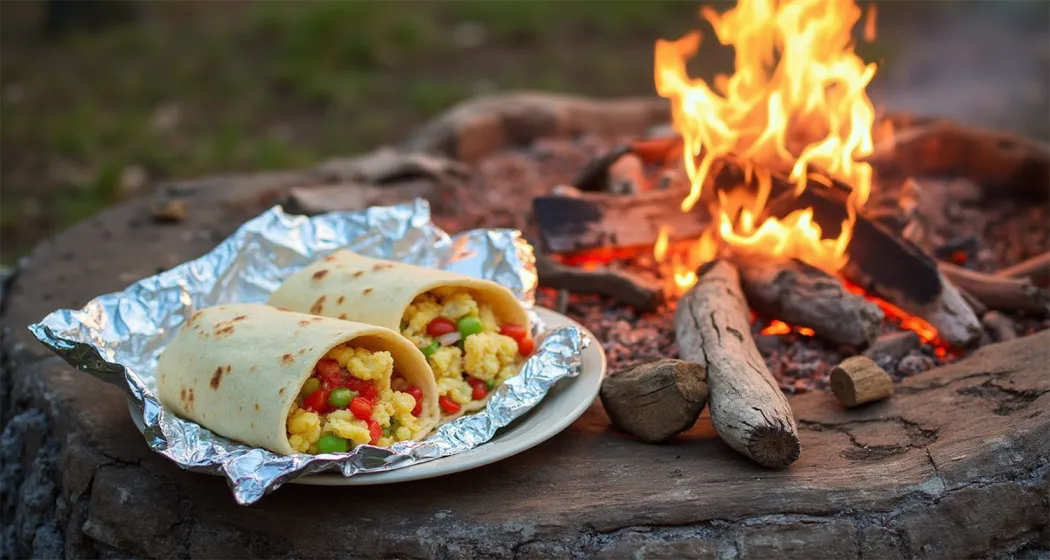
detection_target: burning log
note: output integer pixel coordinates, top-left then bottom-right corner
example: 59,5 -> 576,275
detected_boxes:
571,144 -> 631,192
675,260 -> 800,468
830,356 -> 894,408
599,359 -> 708,443
938,262 -> 1049,315
532,188 -> 707,255
767,186 -> 983,348
995,252 -> 1050,286
607,153 -> 649,195
732,255 -> 883,348
535,252 -> 663,311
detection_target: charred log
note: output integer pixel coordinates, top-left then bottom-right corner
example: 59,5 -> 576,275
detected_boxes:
732,255 -> 883,348
675,260 -> 800,468
535,253 -> 663,311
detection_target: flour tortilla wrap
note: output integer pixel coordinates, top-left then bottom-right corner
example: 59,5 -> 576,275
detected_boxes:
267,250 -> 530,335
156,304 -> 439,455
267,250 -> 531,420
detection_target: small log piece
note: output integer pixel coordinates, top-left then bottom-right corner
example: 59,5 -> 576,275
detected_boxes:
939,262 -> 1049,315
600,359 -> 709,443
571,145 -> 631,192
535,253 -> 663,311
675,259 -> 801,468
863,331 -> 921,370
830,356 -> 894,408
732,255 -> 884,348
996,252 -> 1050,286
607,153 -> 649,194
981,311 -> 1018,342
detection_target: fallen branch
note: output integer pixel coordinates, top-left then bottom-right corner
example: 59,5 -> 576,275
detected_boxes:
939,262 -> 1049,315
599,359 -> 708,443
732,255 -> 883,348
535,253 -> 663,311
675,259 -> 800,468
995,252 -> 1050,286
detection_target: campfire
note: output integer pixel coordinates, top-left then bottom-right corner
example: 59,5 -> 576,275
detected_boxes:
529,0 -> 1050,468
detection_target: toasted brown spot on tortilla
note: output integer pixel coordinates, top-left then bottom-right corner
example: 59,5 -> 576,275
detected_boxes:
337,296 -> 345,304
209,366 -> 225,389
215,325 -> 235,337
310,295 -> 326,314
338,313 -> 348,320
312,269 -> 330,280
278,387 -> 286,395
352,271 -> 364,278
298,320 -> 312,326
254,403 -> 260,411
277,307 -> 292,312
180,388 -> 186,401
363,288 -> 373,295
250,365 -> 258,373
373,263 -> 393,271
280,353 -> 295,365
323,254 -> 338,262
298,348 -> 306,355
232,315 -> 247,322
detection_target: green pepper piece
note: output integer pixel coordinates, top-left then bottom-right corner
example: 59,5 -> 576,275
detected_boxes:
420,340 -> 440,358
485,379 -> 496,390
298,377 -> 321,400
328,387 -> 355,408
316,434 -> 349,453
456,316 -> 484,338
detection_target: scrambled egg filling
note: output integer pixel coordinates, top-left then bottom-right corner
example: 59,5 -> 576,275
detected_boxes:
285,345 -> 422,453
401,290 -> 524,409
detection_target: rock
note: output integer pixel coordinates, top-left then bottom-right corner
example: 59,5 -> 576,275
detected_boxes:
147,199 -> 187,223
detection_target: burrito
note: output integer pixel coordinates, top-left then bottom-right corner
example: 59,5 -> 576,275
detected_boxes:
268,250 -> 533,420
156,304 -> 439,455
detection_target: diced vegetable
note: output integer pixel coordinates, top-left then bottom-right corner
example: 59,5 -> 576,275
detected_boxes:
517,336 -> 535,356
406,386 -> 423,416
426,317 -> 457,337
499,324 -> 528,339
470,378 -> 487,401
302,389 -> 330,413
298,377 -> 321,399
456,316 -> 484,338
437,332 -> 461,346
420,340 -> 440,358
315,359 -> 342,389
327,387 -> 355,408
439,395 -> 461,414
347,377 -> 379,401
485,379 -> 495,390
316,434 -> 349,453
367,420 -> 382,445
349,396 -> 373,420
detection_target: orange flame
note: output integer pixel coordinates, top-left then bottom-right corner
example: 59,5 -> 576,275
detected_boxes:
654,0 -> 877,283
761,319 -> 815,336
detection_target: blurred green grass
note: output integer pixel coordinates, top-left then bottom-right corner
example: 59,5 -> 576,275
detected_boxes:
1,0 -> 900,265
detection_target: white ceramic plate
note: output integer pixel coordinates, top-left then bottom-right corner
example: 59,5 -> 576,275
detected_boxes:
129,307 -> 605,486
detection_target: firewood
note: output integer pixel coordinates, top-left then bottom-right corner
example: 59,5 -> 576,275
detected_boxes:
599,359 -> 708,443
675,260 -> 800,468
863,331 -> 921,369
283,182 -> 432,216
532,188 -> 708,255
607,153 -> 649,195
996,252 -> 1050,286
768,187 -> 983,348
939,262 -> 1049,315
534,253 -> 663,311
868,119 -> 1050,201
554,289 -> 570,315
571,144 -> 630,192
981,311 -> 1018,342
830,356 -> 894,407
732,255 -> 883,348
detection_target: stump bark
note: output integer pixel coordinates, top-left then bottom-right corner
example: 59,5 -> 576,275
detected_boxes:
600,359 -> 708,443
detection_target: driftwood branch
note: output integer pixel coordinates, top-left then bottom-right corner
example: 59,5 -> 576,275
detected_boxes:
995,252 -> 1050,286
600,359 -> 708,443
732,255 -> 884,348
535,253 -> 663,311
939,262 -> 1049,315
675,259 -> 800,468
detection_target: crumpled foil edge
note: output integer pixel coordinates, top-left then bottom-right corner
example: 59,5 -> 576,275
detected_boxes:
29,200 -> 588,505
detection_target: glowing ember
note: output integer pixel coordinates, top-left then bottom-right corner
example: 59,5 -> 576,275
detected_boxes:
653,0 -> 877,278
761,320 -> 815,337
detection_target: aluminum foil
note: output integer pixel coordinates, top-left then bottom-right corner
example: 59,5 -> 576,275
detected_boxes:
29,199 -> 588,505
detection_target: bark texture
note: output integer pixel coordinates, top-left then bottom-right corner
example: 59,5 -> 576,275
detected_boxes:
600,359 -> 708,443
